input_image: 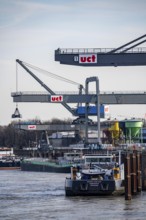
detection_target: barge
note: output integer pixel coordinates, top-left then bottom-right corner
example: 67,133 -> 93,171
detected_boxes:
20,152 -> 82,173
0,148 -> 20,170
65,153 -> 125,196
20,158 -> 71,173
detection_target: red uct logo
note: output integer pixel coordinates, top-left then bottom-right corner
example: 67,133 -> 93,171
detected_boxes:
79,54 -> 97,63
28,125 -> 36,130
51,95 -> 63,102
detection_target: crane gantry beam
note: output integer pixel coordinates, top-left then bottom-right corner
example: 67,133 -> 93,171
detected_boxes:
55,34 -> 146,66
11,91 -> 146,104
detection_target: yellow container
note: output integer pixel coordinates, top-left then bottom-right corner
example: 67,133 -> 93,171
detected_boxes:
113,167 -> 120,179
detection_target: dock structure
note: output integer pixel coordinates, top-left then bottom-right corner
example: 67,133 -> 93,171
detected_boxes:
124,151 -> 143,200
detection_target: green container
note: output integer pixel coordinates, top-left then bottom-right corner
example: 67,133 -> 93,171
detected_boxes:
119,120 -> 143,138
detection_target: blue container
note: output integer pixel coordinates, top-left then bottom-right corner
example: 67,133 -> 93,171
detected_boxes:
76,105 -> 108,118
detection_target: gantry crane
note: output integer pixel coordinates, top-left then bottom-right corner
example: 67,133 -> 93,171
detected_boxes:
54,34 -> 146,144
12,60 -> 103,144
55,34 -> 146,66
12,60 -> 105,119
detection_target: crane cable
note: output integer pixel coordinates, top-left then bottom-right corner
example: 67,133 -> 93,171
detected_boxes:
16,62 -> 18,108
22,61 -> 83,89
12,62 -> 21,118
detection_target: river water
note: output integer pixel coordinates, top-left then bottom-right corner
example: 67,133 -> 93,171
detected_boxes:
0,170 -> 146,220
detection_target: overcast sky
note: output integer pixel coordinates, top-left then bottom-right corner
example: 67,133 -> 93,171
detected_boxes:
0,0 -> 146,125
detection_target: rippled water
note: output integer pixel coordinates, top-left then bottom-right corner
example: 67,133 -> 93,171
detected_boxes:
0,170 -> 146,220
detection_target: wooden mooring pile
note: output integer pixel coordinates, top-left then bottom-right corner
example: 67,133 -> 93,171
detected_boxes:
124,151 -> 146,200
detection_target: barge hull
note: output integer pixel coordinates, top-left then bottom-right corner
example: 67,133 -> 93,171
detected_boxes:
0,161 -> 20,170
65,179 -> 116,196
21,161 -> 71,173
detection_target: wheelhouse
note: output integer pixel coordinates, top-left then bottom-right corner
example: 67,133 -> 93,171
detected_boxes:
83,154 -> 114,165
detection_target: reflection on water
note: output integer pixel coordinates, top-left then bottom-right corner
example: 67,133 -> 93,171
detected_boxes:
0,170 -> 146,220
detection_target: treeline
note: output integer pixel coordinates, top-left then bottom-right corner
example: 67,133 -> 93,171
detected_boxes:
0,118 -> 72,149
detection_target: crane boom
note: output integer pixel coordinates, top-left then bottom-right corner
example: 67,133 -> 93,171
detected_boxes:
109,34 -> 146,53
16,59 -> 76,116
